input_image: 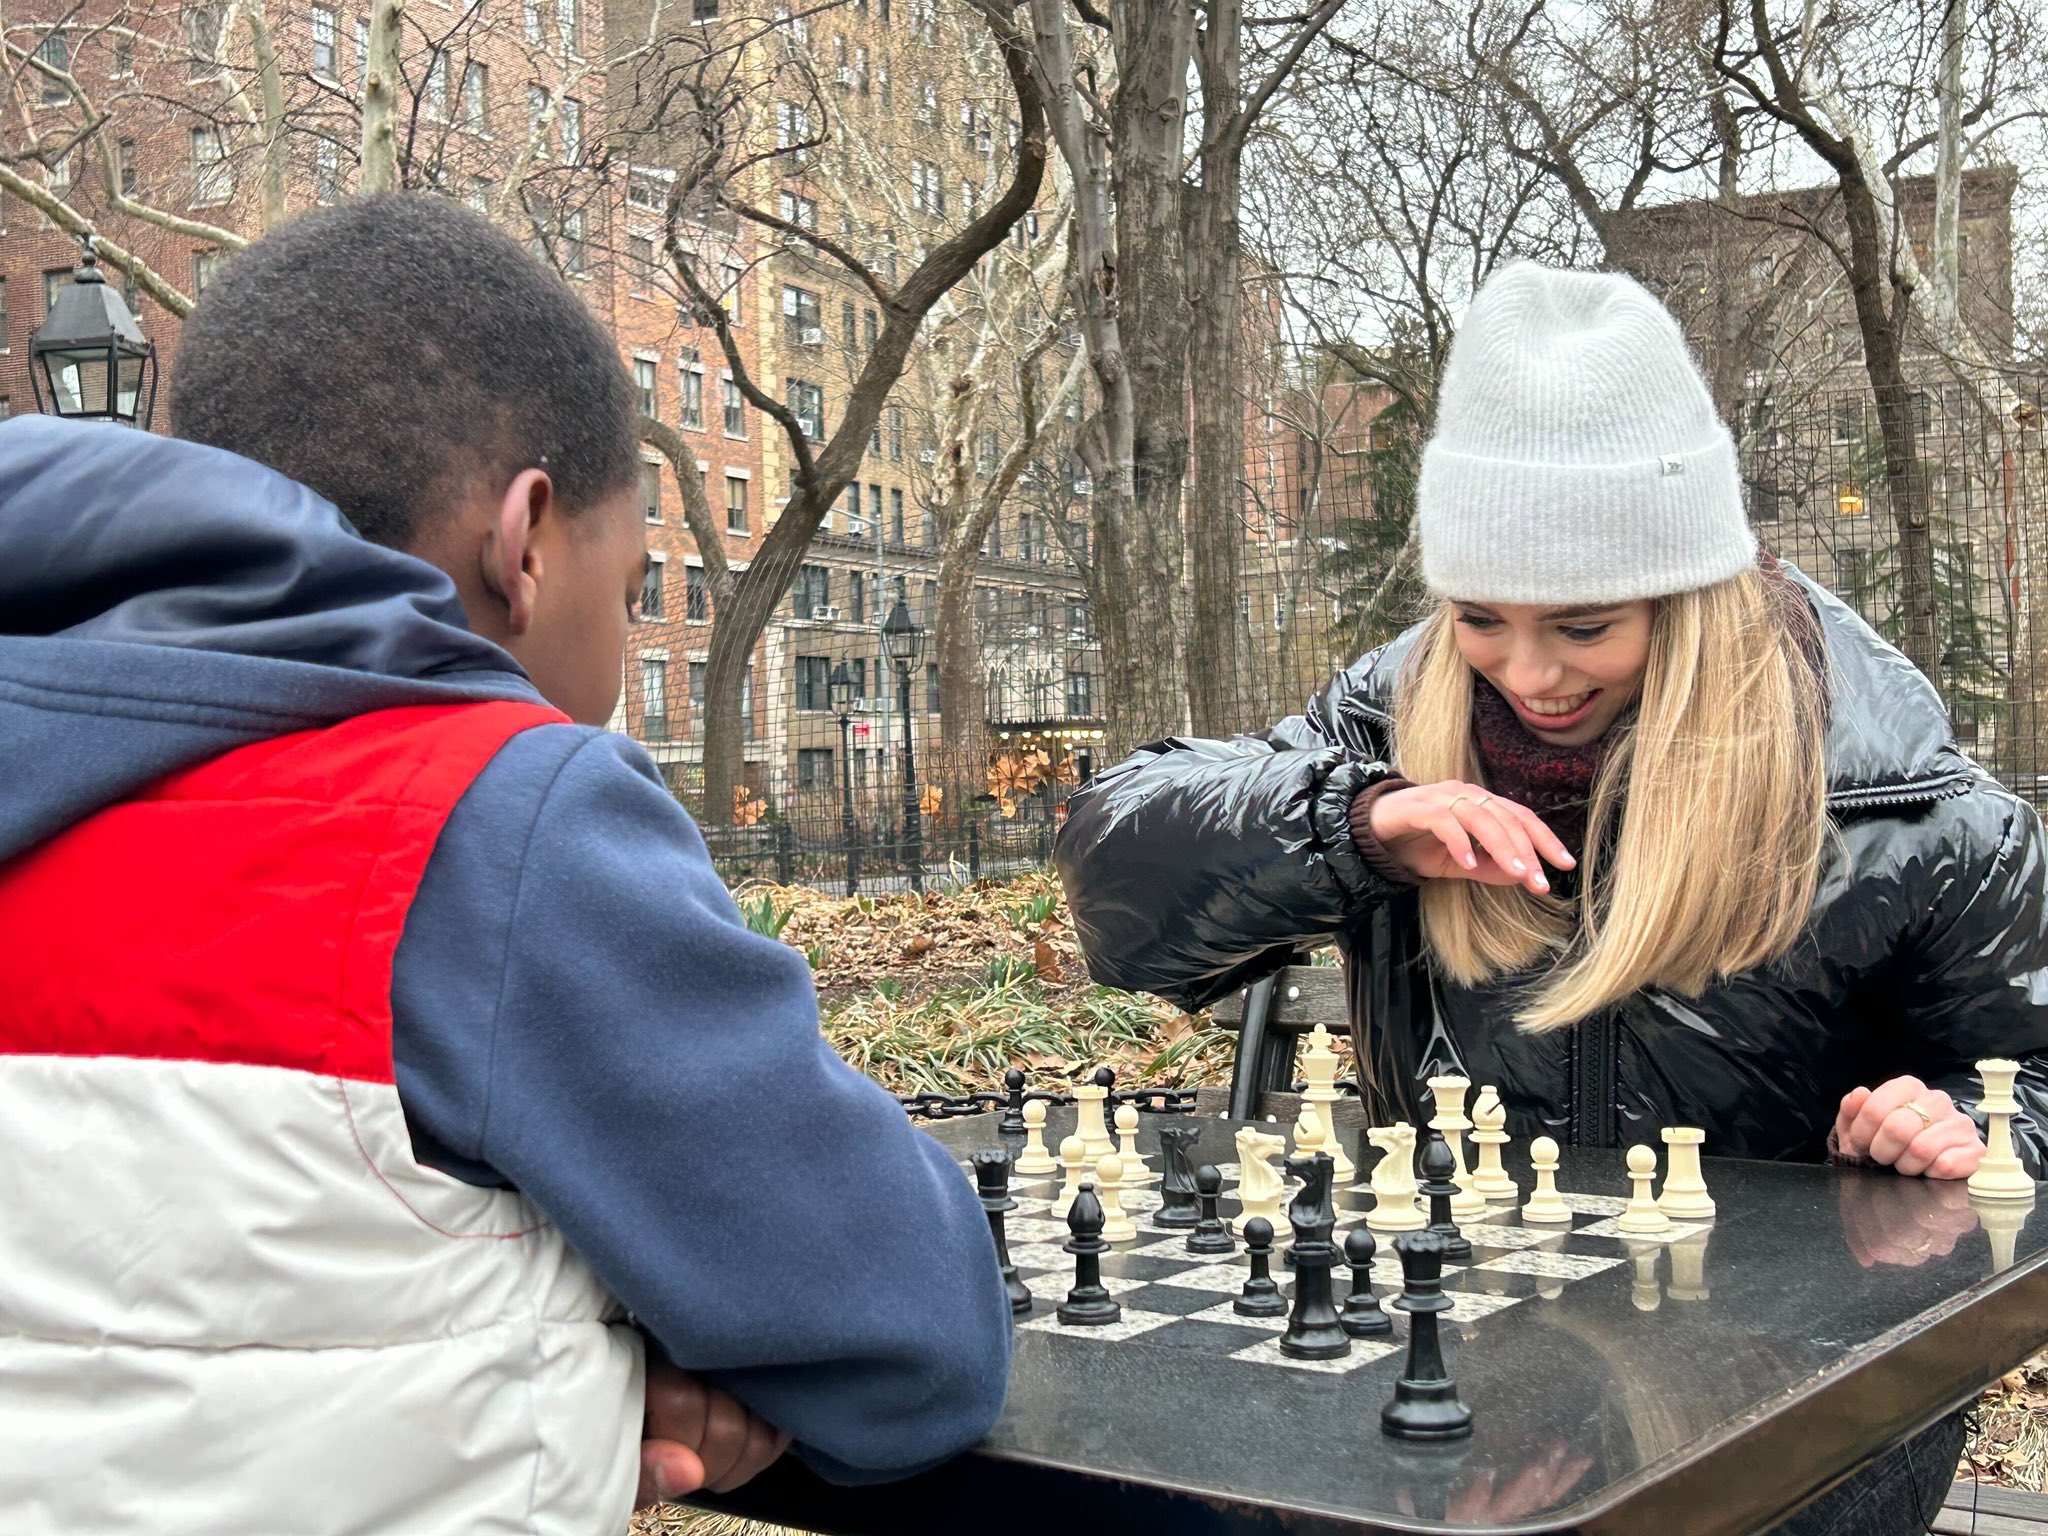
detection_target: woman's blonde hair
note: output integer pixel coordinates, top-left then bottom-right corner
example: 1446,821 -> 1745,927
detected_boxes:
1391,568 -> 1831,1032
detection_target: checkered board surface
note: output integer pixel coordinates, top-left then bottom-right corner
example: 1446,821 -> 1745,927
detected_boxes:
974,1157 -> 1710,1377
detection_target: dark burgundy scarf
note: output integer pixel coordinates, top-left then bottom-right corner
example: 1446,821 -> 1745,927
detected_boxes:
1468,554 -> 1825,860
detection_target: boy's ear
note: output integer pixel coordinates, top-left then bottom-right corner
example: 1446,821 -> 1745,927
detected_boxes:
479,469 -> 555,636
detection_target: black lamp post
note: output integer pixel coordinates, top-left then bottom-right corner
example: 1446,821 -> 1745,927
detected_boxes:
882,597 -> 926,894
30,238 -> 157,429
829,659 -> 861,896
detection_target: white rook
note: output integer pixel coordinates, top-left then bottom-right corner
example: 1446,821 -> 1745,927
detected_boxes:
1656,1127 -> 1715,1220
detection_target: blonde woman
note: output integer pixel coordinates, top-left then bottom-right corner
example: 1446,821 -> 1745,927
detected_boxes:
1055,262 -> 2048,1535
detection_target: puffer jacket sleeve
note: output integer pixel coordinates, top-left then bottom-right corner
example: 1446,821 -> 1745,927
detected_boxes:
1052,656 -> 1405,1013
1897,783 -> 2048,1175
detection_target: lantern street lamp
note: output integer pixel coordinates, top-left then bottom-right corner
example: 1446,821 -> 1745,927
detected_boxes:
828,659 -> 861,896
30,238 -> 157,429
881,597 -> 926,894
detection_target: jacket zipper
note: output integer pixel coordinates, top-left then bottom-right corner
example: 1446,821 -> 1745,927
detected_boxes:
1571,1013 -> 1617,1148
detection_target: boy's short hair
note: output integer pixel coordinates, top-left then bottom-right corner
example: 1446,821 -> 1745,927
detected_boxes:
169,193 -> 639,550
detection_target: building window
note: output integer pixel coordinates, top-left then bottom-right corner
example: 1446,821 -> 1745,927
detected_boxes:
886,406 -> 904,461
314,138 -> 344,201
679,355 -> 704,429
774,100 -> 813,149
116,139 -> 137,197
793,564 -> 830,619
113,34 -> 133,75
424,50 -> 448,118
555,0 -> 581,53
191,250 -> 220,295
722,377 -> 745,437
641,658 -> 669,740
629,167 -> 670,211
849,570 -> 865,624
726,473 -> 748,532
561,207 -> 586,274
924,662 -> 940,713
844,482 -> 865,534
638,558 -> 666,620
311,5 -> 339,76
778,189 -> 817,240
689,661 -> 707,708
868,483 -> 883,536
183,7 -> 222,77
889,488 -> 906,544
693,0 -> 719,18
634,357 -> 657,417
788,379 -> 825,442
782,284 -> 822,345
720,263 -> 744,325
1831,397 -> 1863,446
641,461 -> 662,522
191,127 -> 232,205
467,176 -> 490,214
561,97 -> 583,161
355,16 -> 369,79
911,159 -> 944,214
796,656 -> 833,710
460,61 -> 489,130
686,565 -> 709,622
527,85 -> 550,153
797,747 -> 833,787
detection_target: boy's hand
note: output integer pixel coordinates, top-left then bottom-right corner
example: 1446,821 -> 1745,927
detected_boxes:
638,1362 -> 792,1506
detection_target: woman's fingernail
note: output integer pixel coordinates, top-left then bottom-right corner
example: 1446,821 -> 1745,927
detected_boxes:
1463,853 -> 1477,869
1534,876 -> 1549,892
1511,858 -> 1527,873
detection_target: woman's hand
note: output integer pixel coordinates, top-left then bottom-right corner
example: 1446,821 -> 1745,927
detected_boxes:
1833,1076 -> 1986,1180
1366,781 -> 1575,895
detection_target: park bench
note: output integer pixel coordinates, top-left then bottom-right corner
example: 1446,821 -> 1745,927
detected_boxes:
1937,1481 -> 2048,1532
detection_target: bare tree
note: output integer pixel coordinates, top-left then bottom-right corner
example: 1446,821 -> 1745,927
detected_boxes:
1712,0 -> 2048,685
638,0 -> 1050,825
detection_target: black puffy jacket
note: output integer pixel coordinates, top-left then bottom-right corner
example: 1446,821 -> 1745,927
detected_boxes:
1054,569 -> 2048,1169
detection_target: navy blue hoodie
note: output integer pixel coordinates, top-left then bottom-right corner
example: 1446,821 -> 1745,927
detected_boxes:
0,416 -> 1012,1484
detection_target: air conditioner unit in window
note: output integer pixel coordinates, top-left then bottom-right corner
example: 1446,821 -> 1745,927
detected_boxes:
1024,625 -> 1042,637
851,697 -> 881,712
835,65 -> 852,84
801,326 -> 824,345
918,447 -> 938,463
811,605 -> 841,622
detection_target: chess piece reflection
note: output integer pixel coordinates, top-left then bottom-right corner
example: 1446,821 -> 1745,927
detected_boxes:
1974,1191 -> 2034,1274
1666,1231 -> 1711,1303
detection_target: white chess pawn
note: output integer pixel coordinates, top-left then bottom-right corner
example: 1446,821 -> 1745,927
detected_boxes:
1052,1134 -> 1088,1219
1617,1144 -> 1673,1235
1095,1154 -> 1137,1243
1470,1087 -> 1517,1201
1656,1126 -> 1714,1219
1114,1104 -> 1158,1184
1293,1099 -> 1329,1158
1365,1124 -> 1427,1232
1014,1098 -> 1058,1176
1521,1136 -> 1571,1224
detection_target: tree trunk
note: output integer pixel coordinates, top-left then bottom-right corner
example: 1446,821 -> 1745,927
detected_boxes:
360,0 -> 404,193
935,561 -> 986,763
1838,180 -> 1941,690
1183,5 -> 1248,738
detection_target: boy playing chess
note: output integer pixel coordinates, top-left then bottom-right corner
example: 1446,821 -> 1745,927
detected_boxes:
0,197 -> 1010,1534
1058,262 -> 2048,1534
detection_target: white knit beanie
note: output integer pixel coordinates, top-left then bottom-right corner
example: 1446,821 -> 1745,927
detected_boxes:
1417,261 -> 1756,604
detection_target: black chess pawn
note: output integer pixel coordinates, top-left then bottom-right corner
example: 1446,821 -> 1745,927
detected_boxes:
1186,1165 -> 1236,1254
1339,1226 -> 1391,1338
1057,1184 -> 1121,1326
1279,1156 -> 1350,1360
973,1148 -> 1033,1318
1234,1217 -> 1287,1317
1418,1129 -> 1472,1264
1154,1125 -> 1202,1229
1381,1230 -> 1473,1442
998,1067 -> 1028,1136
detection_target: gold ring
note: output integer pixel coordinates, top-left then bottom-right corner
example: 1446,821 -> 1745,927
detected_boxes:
1447,794 -> 1470,810
1903,1101 -> 1935,1127
1476,795 -> 1494,807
